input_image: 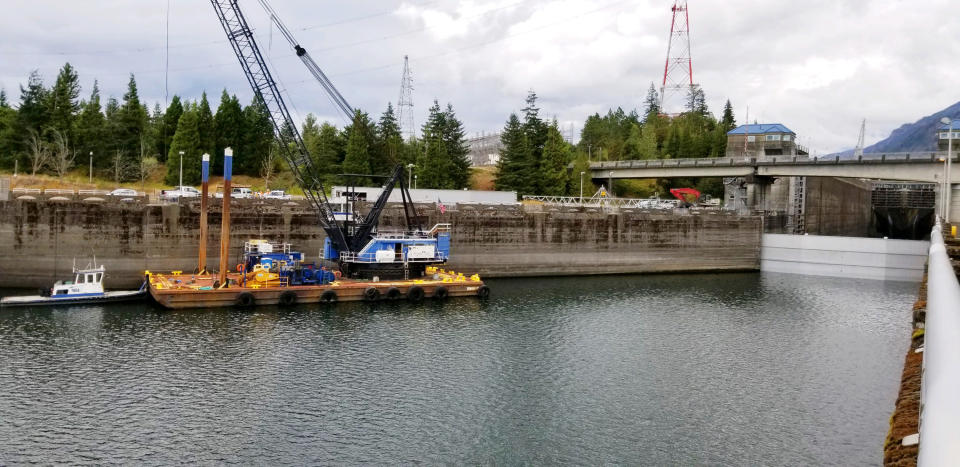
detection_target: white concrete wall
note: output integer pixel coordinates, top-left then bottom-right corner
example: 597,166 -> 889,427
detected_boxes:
761,233 -> 929,281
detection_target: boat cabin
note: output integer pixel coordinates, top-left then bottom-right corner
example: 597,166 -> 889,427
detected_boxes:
51,265 -> 106,297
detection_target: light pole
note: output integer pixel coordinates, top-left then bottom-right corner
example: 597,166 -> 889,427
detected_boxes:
178,150 -> 185,188
608,171 -> 614,196
942,157 -> 949,220
414,174 -> 418,190
941,117 -> 954,222
88,151 -> 93,184
580,171 -> 585,204
406,163 -> 415,188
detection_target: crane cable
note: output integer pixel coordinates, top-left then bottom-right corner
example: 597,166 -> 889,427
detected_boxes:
256,0 -> 355,122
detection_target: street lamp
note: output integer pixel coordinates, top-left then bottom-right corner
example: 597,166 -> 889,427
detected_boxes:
941,117 -> 954,222
414,174 -> 418,190
178,150 -> 185,188
580,171 -> 585,204
88,151 -> 93,184
406,163 -> 415,188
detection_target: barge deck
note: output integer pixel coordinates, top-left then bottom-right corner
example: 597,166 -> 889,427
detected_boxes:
147,267 -> 489,309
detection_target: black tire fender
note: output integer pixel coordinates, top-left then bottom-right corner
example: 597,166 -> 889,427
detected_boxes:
385,287 -> 402,300
319,290 -> 338,304
433,286 -> 449,300
477,285 -> 491,299
406,285 -> 424,303
278,290 -> 297,306
235,292 -> 255,307
363,287 -> 380,302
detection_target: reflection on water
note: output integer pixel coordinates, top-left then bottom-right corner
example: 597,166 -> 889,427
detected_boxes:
0,272 -> 915,464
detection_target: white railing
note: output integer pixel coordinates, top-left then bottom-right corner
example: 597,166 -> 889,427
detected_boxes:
11,188 -> 41,194
919,219 -> 960,465
78,189 -> 110,195
589,152 -> 953,170
523,194 -> 679,210
44,189 -> 75,195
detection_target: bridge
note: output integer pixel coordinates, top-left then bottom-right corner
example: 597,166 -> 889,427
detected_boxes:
589,152 -> 959,183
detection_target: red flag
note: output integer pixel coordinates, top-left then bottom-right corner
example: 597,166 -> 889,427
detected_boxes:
437,199 -> 446,214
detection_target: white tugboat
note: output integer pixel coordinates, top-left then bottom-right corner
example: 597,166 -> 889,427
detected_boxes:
1,261 -> 147,308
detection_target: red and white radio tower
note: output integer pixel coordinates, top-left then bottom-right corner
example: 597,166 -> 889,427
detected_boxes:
659,0 -> 693,114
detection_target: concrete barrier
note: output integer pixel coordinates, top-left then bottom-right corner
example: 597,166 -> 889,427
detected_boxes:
760,233 -> 928,281
918,222 -> 960,465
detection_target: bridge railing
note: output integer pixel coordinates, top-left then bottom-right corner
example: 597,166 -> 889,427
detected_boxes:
589,152 -> 952,170
919,219 -> 960,465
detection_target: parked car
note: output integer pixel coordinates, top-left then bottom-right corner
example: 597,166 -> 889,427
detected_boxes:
160,186 -> 201,200
263,190 -> 292,200
108,188 -> 138,197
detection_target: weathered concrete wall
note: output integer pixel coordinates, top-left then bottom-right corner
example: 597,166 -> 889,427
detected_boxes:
0,199 -> 762,288
803,177 -> 874,236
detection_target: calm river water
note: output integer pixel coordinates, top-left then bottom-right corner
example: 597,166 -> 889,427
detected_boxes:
0,272 -> 915,465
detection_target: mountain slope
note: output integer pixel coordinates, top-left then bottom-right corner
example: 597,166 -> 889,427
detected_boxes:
834,100 -> 960,156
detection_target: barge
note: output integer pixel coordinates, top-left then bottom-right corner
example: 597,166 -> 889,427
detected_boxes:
147,266 -> 488,309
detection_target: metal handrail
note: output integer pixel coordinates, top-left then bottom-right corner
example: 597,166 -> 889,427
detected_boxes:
919,219 -> 960,465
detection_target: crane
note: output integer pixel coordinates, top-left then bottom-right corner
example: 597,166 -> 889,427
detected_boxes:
208,0 -> 440,279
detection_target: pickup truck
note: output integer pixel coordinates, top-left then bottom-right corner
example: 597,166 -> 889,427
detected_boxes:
263,190 -> 292,200
214,187 -> 253,199
160,186 -> 201,200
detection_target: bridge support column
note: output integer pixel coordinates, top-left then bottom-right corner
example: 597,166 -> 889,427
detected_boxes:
950,184 -> 960,223
744,175 -> 787,211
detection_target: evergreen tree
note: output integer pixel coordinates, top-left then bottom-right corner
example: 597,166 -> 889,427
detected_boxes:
164,106 -> 202,185
539,121 -> 570,196
0,89 -> 8,107
0,101 -> 17,169
377,102 -> 402,170
686,84 -> 707,115
495,113 -> 530,194
442,103 -> 471,189
521,90 -> 548,165
420,135 -> 449,189
115,74 -> 148,163
46,63 -> 80,139
643,83 -> 660,118
196,92 -> 216,160
721,99 -> 736,132
17,71 -> 49,140
313,121 -> 345,184
157,95 -> 183,162
238,96 -> 273,175
343,111 -> 372,185
75,81 -> 107,169
213,90 -> 243,173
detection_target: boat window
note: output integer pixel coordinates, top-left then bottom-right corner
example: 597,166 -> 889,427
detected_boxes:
87,274 -> 95,283
95,273 -> 102,282
76,275 -> 84,284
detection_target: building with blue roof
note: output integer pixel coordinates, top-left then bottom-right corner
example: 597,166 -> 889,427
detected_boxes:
726,123 -> 806,158
937,118 -> 960,151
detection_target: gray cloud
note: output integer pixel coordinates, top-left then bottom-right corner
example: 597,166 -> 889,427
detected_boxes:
1,0 -> 957,153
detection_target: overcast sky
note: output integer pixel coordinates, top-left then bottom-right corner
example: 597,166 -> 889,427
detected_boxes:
1,0 -> 958,154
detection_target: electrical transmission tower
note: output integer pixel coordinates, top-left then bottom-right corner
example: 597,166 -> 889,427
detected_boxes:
659,0 -> 693,114
397,55 -> 415,140
854,119 -> 866,157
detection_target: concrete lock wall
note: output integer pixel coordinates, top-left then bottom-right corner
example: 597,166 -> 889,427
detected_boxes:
0,199 -> 763,288
760,233 -> 928,281
803,177 -> 874,237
